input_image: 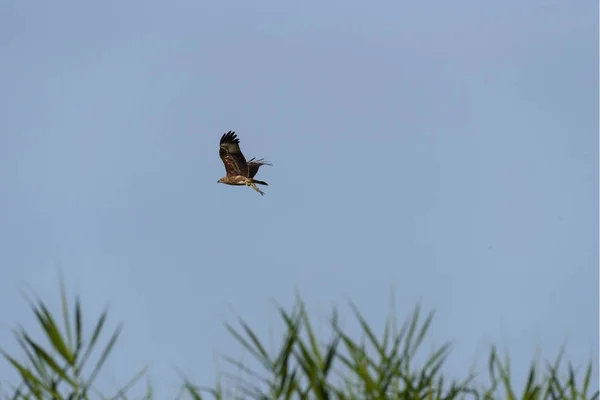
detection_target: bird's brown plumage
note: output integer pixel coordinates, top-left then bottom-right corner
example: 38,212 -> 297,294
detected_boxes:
218,131 -> 272,195
219,131 -> 249,176
248,158 -> 272,178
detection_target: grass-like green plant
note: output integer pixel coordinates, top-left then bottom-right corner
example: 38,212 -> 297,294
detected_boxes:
1,280 -> 597,399
0,279 -> 147,400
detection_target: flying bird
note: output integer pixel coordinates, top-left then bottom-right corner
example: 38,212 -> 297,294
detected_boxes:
217,131 -> 272,196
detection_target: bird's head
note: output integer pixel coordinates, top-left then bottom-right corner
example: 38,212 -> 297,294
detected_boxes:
217,178 -> 224,184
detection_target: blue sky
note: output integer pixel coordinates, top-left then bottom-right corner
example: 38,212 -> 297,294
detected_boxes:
0,0 -> 597,397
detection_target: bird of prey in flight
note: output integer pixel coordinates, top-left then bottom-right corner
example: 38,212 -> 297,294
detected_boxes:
217,131 -> 272,196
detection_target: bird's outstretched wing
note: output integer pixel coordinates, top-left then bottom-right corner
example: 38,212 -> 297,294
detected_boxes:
219,131 -> 248,176
247,157 -> 272,178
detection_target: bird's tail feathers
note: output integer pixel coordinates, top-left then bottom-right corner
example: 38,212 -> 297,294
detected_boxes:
252,179 -> 268,186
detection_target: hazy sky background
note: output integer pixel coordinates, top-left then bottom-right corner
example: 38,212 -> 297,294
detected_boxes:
0,0 -> 597,397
